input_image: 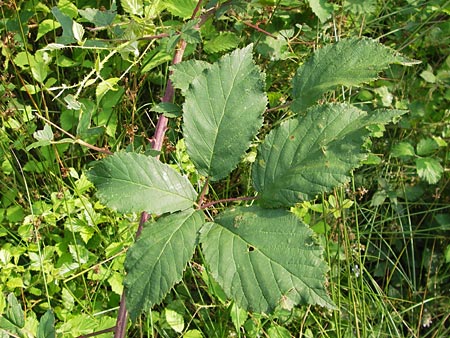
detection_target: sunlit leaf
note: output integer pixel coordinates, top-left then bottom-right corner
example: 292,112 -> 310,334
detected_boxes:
201,206 -> 335,313
291,37 -> 420,112
87,152 -> 197,214
121,0 -> 144,16
78,8 -> 116,27
183,45 -> 267,180
6,293 -> 24,328
125,210 -> 204,320
204,32 -> 240,54
36,19 -> 61,41
37,310 -> 56,338
416,157 -> 443,184
253,104 -> 405,207
170,59 -> 211,94
391,142 -> 416,158
164,0 -> 197,19
307,0 -> 334,23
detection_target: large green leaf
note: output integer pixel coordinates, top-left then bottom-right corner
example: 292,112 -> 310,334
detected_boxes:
252,104 -> 405,208
201,206 -> 334,313
291,37 -> 419,112
124,209 -> 204,321
87,152 -> 197,214
183,45 -> 267,181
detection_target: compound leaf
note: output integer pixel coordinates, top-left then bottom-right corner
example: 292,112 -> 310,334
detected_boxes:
291,37 -> 419,112
87,152 -> 197,214
125,209 -> 204,321
201,206 -> 334,313
183,45 -> 267,180
252,103 -> 405,208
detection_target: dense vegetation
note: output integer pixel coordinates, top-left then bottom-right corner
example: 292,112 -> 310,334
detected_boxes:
0,0 -> 449,337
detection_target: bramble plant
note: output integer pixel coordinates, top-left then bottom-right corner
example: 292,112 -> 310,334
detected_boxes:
87,38 -> 418,322
7,0 -> 449,336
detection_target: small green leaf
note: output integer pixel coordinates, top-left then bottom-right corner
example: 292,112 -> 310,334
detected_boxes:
151,102 -> 182,118
33,124 -> 54,141
230,303 -> 247,331
291,37 -> 420,112
180,19 -> 201,44
58,0 -> 78,18
6,293 -> 24,328
253,103 -> 405,207
121,0 -> 144,16
267,325 -> 291,338
344,0 -> 377,15
78,8 -> 116,27
416,137 -> 439,156
170,59 -> 211,93
72,21 -> 85,43
164,0 -> 197,19
201,206 -> 334,313
64,94 -> 82,110
415,157 -> 443,184
36,19 -> 61,41
51,7 -> 76,44
87,152 -> 197,214
391,142 -> 415,158
96,77 -> 120,103
204,32 -> 240,54
141,49 -> 172,73
307,0 -> 334,23
420,66 -> 436,83
124,209 -> 204,321
184,330 -> 203,338
165,309 -> 184,333
26,124 -> 54,150
445,244 -> 450,263
37,310 -> 56,338
183,45 -> 267,180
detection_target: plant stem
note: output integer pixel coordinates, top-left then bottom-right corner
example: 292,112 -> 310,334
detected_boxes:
113,2 -> 205,337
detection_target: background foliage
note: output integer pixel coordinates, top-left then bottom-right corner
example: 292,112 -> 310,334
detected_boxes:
1,0 -> 449,337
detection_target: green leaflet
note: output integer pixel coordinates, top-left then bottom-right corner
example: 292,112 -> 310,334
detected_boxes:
204,32 -> 240,54
182,45 -> 267,181
291,37 -> 419,113
170,59 -> 211,94
86,152 -> 197,214
201,206 -> 335,312
37,310 -> 56,338
124,209 -> 204,321
252,104 -> 405,208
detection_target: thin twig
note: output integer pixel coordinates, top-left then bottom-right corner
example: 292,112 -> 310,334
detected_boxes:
35,114 -> 113,155
197,178 -> 210,206
78,327 -> 116,338
242,21 -> 278,39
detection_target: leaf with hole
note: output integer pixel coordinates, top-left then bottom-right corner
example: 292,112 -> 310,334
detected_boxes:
87,152 -> 197,214
252,104 -> 405,207
183,45 -> 267,180
124,209 -> 204,321
201,206 -> 334,313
